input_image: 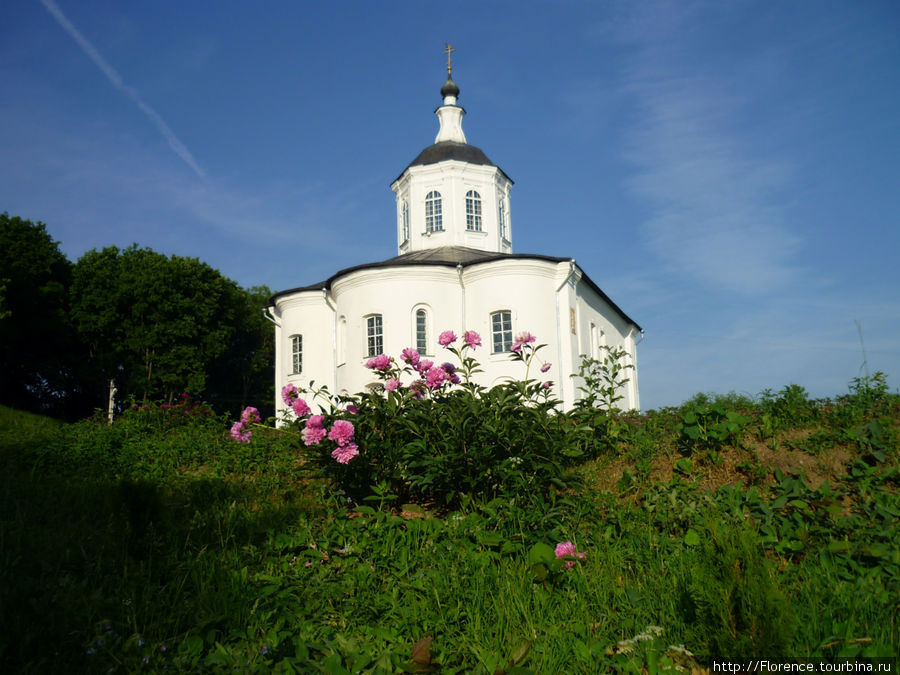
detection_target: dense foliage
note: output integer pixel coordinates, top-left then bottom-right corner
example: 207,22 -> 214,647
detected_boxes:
1,355 -> 897,671
0,213 -> 273,419
0,212 -> 82,418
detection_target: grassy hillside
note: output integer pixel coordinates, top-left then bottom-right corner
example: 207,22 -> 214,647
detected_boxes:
0,378 -> 897,673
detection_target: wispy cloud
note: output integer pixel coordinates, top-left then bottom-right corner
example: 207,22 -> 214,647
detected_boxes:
38,0 -> 206,180
611,3 -> 801,296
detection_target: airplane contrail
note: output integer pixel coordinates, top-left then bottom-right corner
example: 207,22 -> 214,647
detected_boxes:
39,0 -> 207,180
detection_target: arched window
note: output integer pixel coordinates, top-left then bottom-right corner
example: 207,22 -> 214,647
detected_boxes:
465,190 -> 482,231
415,308 -> 428,353
425,191 -> 442,232
401,201 -> 410,242
366,314 -> 383,357
290,334 -> 303,374
490,311 -> 512,353
498,198 -> 508,240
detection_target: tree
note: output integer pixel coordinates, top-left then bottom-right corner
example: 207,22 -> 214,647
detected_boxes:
205,285 -> 275,418
0,213 -> 85,417
71,245 -> 246,405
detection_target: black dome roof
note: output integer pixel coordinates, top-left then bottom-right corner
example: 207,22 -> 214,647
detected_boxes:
440,77 -> 460,98
397,141 -> 512,183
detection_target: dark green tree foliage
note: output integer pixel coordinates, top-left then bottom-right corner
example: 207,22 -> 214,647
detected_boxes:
0,213 -> 85,416
70,245 -> 270,411
205,285 -> 275,417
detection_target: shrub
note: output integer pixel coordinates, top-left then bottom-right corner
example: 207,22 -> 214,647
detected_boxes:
244,330 -> 580,507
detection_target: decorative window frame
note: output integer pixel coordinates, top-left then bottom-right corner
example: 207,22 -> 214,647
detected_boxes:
425,190 -> 443,233
465,190 -> 482,231
290,334 -> 303,375
490,310 -> 513,354
412,304 -> 431,355
498,196 -> 509,242
365,314 -> 383,358
401,201 -> 410,243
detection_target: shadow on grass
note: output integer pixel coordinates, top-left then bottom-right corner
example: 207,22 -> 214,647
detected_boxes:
0,450 -> 319,672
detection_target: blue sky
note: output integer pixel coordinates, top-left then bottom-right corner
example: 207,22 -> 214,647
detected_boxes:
2,0 -> 898,409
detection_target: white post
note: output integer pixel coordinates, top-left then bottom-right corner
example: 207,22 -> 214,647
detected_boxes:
107,379 -> 117,424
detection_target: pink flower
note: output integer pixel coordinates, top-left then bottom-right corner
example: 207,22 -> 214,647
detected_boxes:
307,414 -> 325,429
425,366 -> 446,390
511,331 -> 536,352
230,421 -> 251,443
554,541 -> 586,569
438,330 -> 457,347
543,381 -> 551,389
328,419 -> 355,446
417,359 -> 434,375
281,384 -> 299,407
345,404 -> 359,415
385,378 -> 401,392
409,379 -> 426,399
331,443 -> 359,464
366,354 -> 393,370
401,348 -> 420,365
540,362 -> 552,373
302,425 -> 326,446
291,397 -> 311,417
240,407 -> 260,424
463,330 -> 482,349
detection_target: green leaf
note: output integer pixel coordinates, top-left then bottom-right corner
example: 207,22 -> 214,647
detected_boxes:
684,529 -> 701,546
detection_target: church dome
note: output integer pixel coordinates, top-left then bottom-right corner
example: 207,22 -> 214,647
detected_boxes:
440,77 -> 460,99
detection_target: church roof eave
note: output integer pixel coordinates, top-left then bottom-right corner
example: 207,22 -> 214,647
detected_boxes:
269,246 -> 641,332
392,141 -> 513,186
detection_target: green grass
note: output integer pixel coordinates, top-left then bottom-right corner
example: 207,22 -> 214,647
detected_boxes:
0,393 -> 897,673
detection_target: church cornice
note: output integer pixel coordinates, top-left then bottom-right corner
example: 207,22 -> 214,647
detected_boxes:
269,246 -> 641,332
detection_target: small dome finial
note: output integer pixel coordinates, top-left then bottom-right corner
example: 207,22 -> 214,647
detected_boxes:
443,43 -> 455,78
440,43 -> 460,101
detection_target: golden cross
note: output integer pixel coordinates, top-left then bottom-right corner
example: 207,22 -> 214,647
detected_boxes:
443,43 -> 455,77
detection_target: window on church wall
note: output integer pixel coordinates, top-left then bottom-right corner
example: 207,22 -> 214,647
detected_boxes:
401,201 -> 410,242
425,191 -> 443,232
498,198 -> 508,241
366,315 -> 383,357
290,334 -> 302,374
490,310 -> 512,353
465,190 -> 482,231
415,308 -> 428,354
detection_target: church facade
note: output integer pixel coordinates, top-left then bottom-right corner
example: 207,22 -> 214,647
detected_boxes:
268,66 -> 642,415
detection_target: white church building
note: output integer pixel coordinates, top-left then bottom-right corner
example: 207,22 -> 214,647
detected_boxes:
268,61 -> 642,414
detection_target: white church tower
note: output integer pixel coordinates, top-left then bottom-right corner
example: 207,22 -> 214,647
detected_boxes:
269,48 -> 643,415
392,49 -> 513,256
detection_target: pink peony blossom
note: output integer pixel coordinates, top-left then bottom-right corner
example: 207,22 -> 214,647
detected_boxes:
463,330 -> 482,349
540,362 -> 552,373
543,381 -> 551,389
328,419 -> 355,446
306,414 -> 325,429
345,404 -> 359,415
291,397 -> 311,417
417,359 -> 434,375
554,541 -> 586,568
401,347 -> 420,365
331,443 -> 359,464
511,331 -> 537,352
281,384 -> 299,407
409,379 -> 426,399
438,330 -> 457,346
384,378 -> 401,392
240,406 -> 260,424
302,425 -> 326,446
425,366 -> 446,389
230,421 -> 251,443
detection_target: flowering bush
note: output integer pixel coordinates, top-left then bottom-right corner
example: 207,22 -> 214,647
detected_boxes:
231,328 -> 583,507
